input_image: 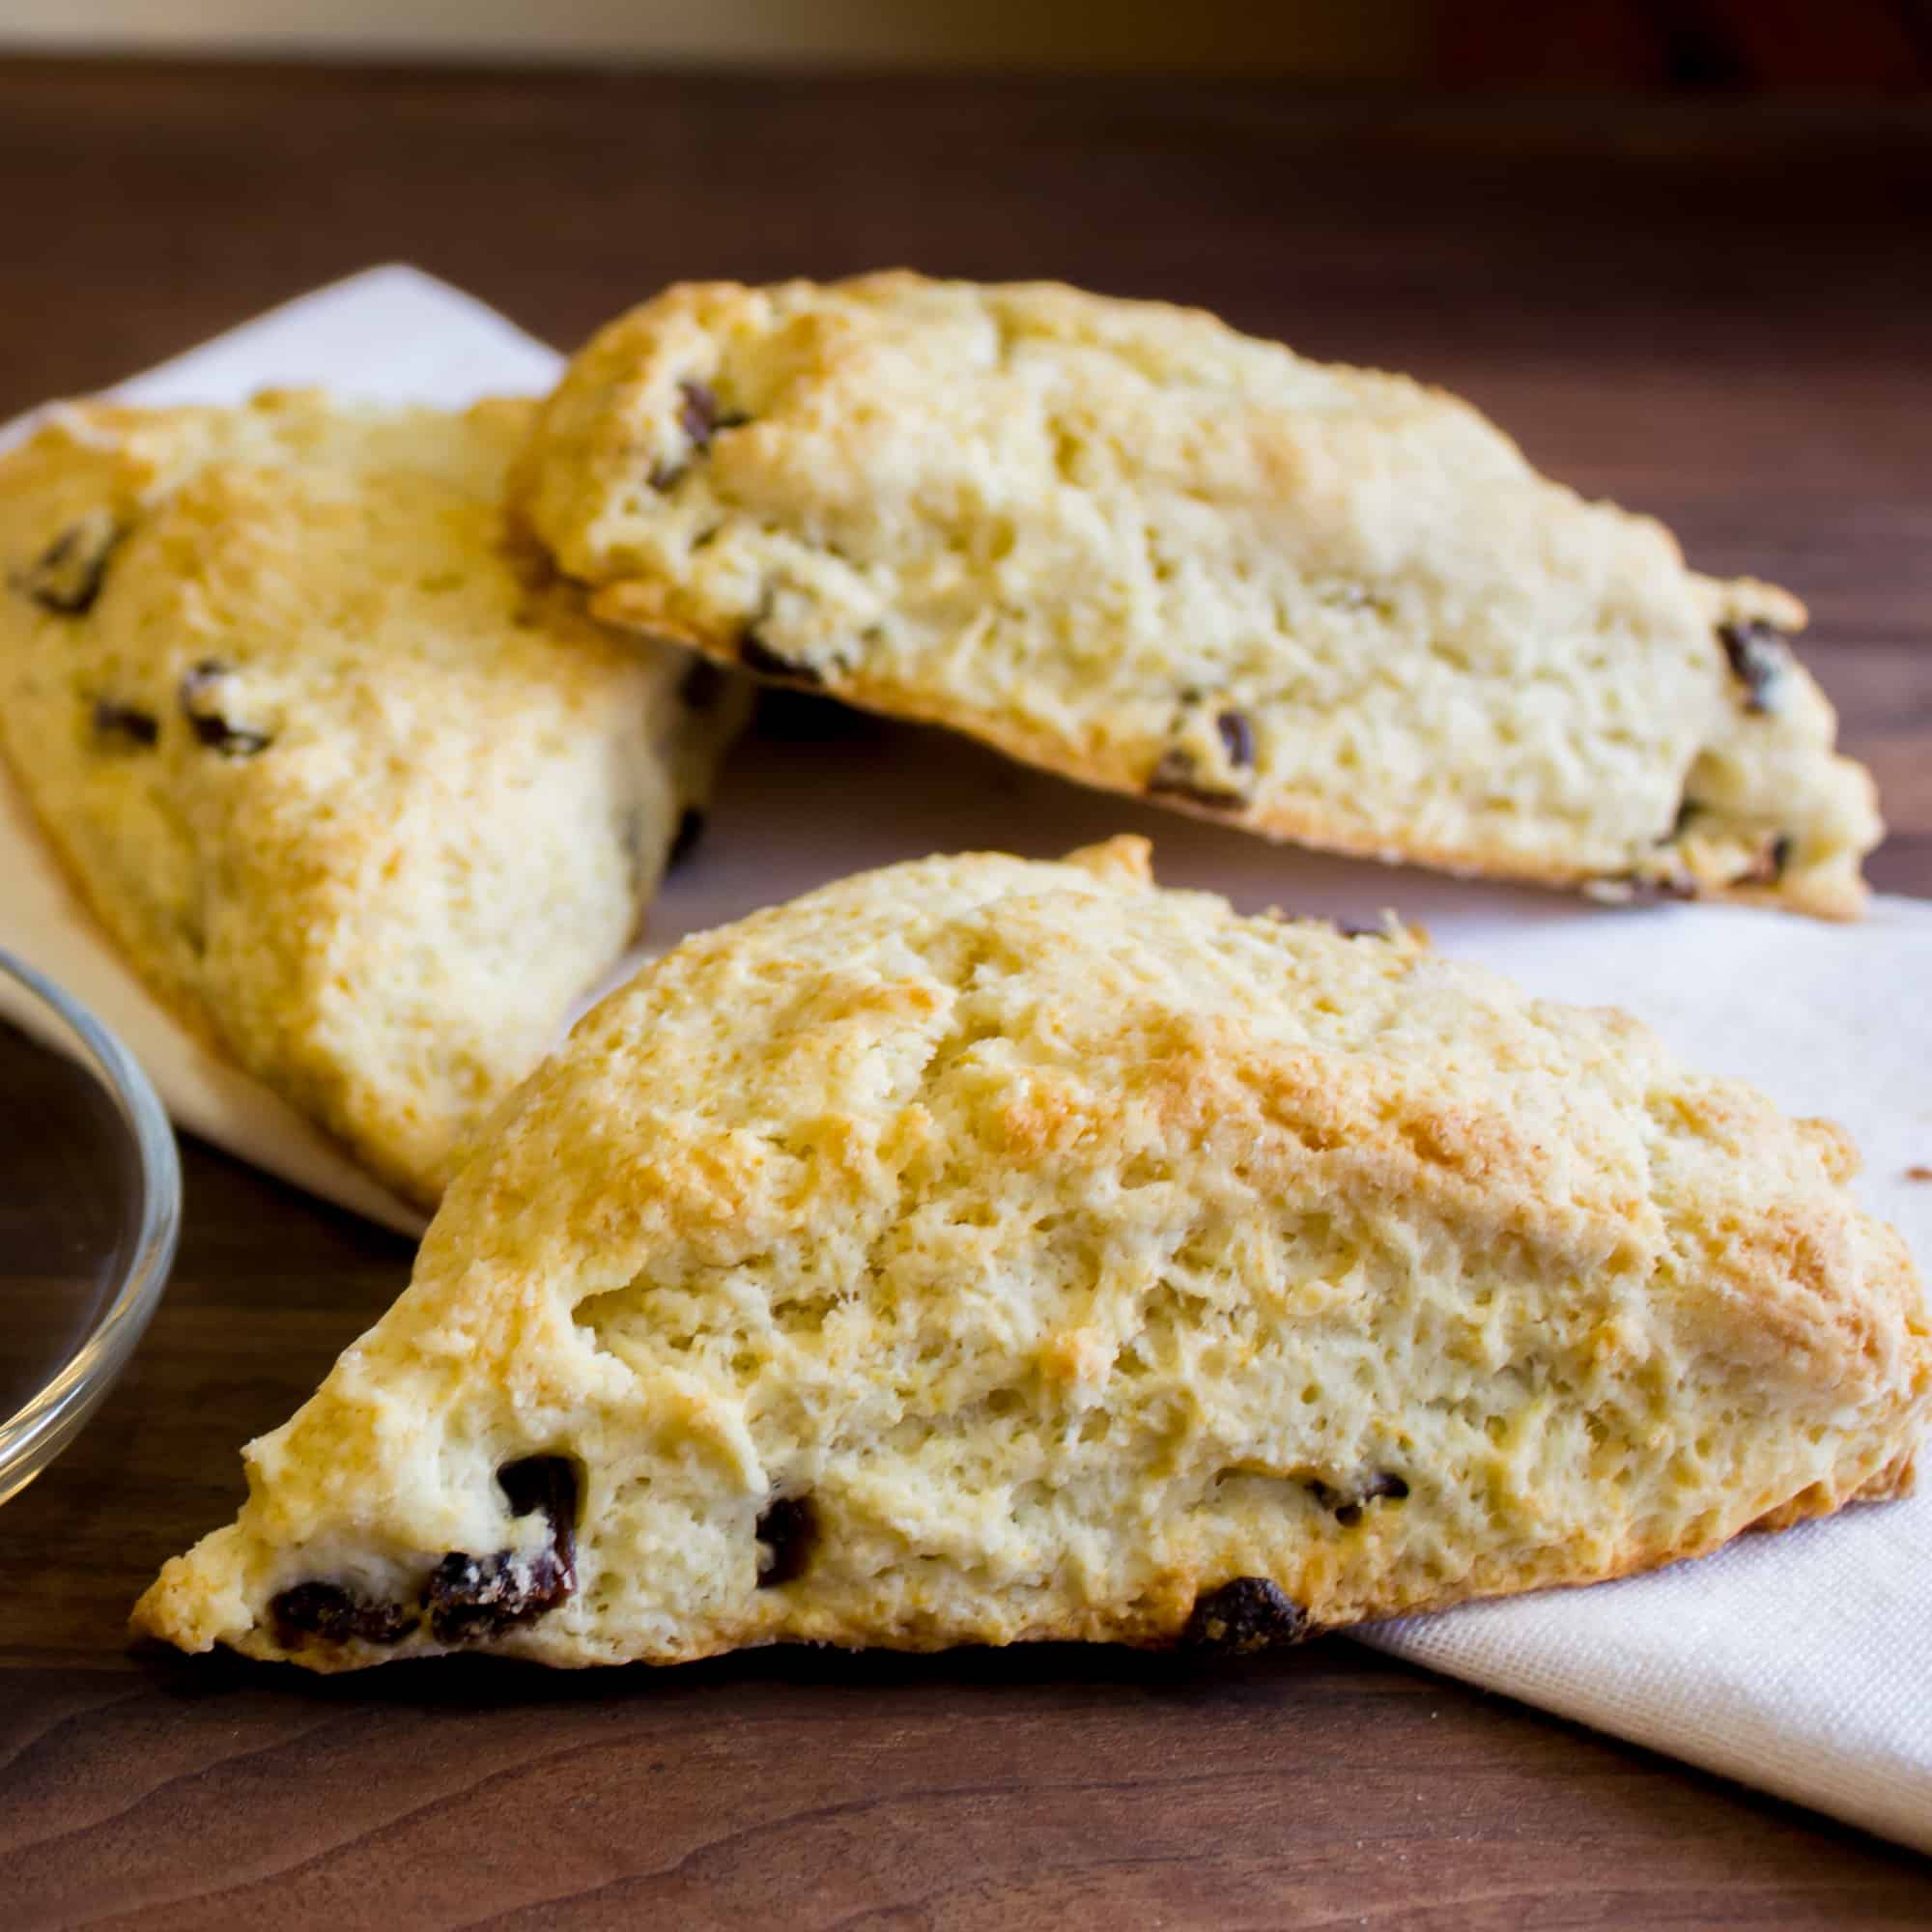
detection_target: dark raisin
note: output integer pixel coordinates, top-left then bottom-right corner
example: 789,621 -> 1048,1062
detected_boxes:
1338,1473 -> 1409,1526
1216,709 -> 1257,769
678,654 -> 729,712
1660,798 -> 1700,845
673,378 -> 751,454
1718,620 -> 1791,715
425,1455 -> 579,1644
179,660 -> 271,756
1146,748 -> 1243,810
270,1580 -> 417,1648
755,1493 -> 816,1588
189,715 -> 270,755
668,806 -> 706,870
1335,923 -> 1387,941
17,513 -> 123,615
649,459 -> 687,493
678,379 -> 720,447
91,698 -> 158,747
1311,1472 -> 1408,1526
683,377 -> 749,440
426,1553 -> 535,1642
1181,1577 -> 1309,1653
497,1454 -> 579,1529
1736,833 -> 1793,888
739,631 -> 823,687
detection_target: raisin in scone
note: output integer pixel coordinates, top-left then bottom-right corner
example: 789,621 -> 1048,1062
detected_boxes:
0,390 -> 749,1209
133,838 -> 1927,1671
515,272 -> 1879,919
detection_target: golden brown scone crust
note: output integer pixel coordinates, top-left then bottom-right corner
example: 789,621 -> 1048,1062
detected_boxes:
134,838 -> 1927,1670
517,273 -> 1879,919
0,390 -> 749,1208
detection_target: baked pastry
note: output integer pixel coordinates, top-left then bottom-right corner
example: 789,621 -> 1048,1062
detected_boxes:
515,272 -> 1879,919
132,838 -> 1928,1671
0,390 -> 748,1208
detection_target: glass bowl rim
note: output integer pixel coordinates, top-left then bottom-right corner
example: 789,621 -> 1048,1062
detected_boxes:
0,950 -> 181,1503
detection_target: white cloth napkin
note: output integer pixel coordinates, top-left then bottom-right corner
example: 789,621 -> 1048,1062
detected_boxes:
1,267 -> 1926,1852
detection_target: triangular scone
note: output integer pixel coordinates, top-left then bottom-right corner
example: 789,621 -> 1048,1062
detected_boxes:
0,391 -> 749,1208
134,838 -> 1927,1671
515,272 -> 1879,919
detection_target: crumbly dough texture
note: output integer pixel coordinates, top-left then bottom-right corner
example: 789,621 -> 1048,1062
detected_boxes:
0,390 -> 749,1208
517,272 -> 1880,919
133,838 -> 1929,1671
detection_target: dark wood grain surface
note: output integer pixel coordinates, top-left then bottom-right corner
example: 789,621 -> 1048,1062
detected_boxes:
0,60 -> 1928,1928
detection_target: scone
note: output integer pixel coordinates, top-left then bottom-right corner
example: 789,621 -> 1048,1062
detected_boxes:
0,390 -> 749,1209
516,272 -> 1879,919
132,838 -> 1928,1671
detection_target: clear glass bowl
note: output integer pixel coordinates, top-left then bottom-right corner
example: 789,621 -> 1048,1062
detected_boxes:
0,951 -> 180,1504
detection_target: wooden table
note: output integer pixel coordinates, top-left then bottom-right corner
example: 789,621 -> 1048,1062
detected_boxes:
1,61 -> 1927,1927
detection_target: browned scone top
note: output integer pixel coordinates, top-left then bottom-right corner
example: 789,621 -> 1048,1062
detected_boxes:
134,839 -> 1927,1671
